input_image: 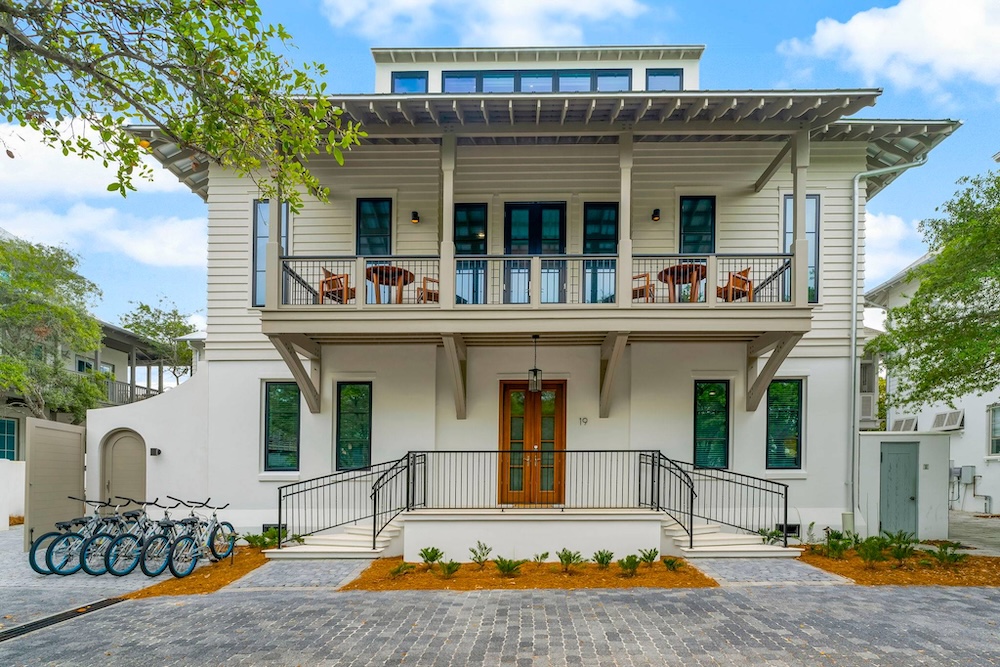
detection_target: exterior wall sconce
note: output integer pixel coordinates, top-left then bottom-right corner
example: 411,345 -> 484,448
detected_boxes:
528,334 -> 542,392
411,211 -> 420,224
651,208 -> 660,222
149,448 -> 162,456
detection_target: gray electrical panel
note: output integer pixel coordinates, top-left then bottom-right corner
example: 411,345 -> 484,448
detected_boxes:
960,465 -> 976,485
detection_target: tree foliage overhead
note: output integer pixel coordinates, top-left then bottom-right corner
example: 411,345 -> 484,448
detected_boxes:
868,171 -> 1000,409
120,298 -> 196,383
0,0 -> 364,209
0,237 -> 106,422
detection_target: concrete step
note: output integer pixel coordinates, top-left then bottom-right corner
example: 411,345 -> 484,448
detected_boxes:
672,533 -> 766,547
342,524 -> 401,538
663,522 -> 722,537
303,533 -> 392,548
679,544 -> 803,559
265,545 -> 382,560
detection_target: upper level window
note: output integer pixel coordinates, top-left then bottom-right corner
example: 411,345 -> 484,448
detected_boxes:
595,70 -> 630,92
252,199 -> 289,308
76,357 -> 114,375
990,405 -> 1000,456
455,204 -> 487,255
0,418 -> 16,461
391,71 -> 428,94
357,198 -> 392,256
783,194 -> 820,303
646,68 -> 683,91
520,71 -> 554,93
679,196 -> 715,254
442,68 -> 632,94
482,72 -> 516,93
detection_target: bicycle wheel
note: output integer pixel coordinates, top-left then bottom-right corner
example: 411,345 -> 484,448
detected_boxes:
46,533 -> 84,575
106,534 -> 142,576
81,533 -> 114,575
209,522 -> 236,560
140,534 -> 171,577
29,531 -> 63,575
168,535 -> 199,578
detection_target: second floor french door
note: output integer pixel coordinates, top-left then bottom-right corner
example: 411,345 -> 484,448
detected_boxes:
504,202 -> 566,304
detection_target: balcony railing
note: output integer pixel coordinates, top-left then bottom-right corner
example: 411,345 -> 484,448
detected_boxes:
73,371 -> 161,405
278,253 -> 794,308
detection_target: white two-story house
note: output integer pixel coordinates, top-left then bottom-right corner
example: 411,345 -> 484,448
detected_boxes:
86,45 -> 958,559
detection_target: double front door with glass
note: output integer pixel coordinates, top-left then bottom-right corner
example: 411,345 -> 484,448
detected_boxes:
499,380 -> 566,504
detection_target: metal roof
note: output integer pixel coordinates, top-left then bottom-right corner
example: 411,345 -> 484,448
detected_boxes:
864,252 -> 936,307
371,45 -> 705,64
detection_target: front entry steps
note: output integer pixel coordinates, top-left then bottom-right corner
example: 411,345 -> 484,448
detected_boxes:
264,521 -> 402,560
662,518 -> 802,558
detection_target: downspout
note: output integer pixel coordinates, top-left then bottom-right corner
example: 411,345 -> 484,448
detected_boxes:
849,155 -> 927,521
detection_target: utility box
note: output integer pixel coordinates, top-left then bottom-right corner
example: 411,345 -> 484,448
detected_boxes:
960,466 -> 976,485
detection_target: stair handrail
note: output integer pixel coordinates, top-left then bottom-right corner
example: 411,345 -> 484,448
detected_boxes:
370,454 -> 411,550
652,453 -> 697,549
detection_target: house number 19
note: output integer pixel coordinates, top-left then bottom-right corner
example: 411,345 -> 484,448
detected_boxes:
579,417 -> 588,425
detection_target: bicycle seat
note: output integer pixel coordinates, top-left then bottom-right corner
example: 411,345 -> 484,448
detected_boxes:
71,517 -> 89,525
55,521 -> 74,530
177,517 -> 199,525
123,510 -> 143,518
158,519 -> 176,528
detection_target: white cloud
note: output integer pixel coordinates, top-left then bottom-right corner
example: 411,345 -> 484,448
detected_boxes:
322,0 -> 646,46
187,313 -> 207,332
864,211 -> 925,287
780,0 -> 1000,94
0,202 -> 206,268
0,122 -> 187,200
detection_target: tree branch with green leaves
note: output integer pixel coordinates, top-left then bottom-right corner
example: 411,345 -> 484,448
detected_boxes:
0,0 -> 365,210
119,298 -> 197,383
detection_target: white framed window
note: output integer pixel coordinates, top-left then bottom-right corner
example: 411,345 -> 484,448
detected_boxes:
76,357 -> 114,375
930,409 -> 964,431
989,405 -> 1000,456
889,417 -> 918,432
0,417 -> 17,461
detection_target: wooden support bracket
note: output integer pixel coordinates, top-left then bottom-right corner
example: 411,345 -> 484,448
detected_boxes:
269,335 -> 321,414
442,333 -> 467,420
600,332 -> 629,419
746,333 -> 802,412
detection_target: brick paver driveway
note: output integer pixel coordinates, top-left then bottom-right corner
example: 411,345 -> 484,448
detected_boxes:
3,569 -> 1000,666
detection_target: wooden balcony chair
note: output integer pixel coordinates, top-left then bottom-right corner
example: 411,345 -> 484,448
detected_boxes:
319,269 -> 355,304
716,267 -> 754,302
416,276 -> 440,303
632,272 -> 654,303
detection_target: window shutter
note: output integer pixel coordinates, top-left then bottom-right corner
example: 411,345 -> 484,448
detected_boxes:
766,380 -> 802,469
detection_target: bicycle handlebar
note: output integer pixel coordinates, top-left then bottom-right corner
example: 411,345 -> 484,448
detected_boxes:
113,496 -> 161,507
165,495 -> 227,511
68,496 -> 110,507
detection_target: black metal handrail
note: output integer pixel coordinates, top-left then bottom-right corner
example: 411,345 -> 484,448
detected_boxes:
370,454 -> 418,549
276,460 -> 401,548
647,453 -> 696,549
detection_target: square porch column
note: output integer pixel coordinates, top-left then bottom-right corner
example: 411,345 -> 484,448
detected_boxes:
439,134 -> 456,309
264,190 -> 282,309
617,133 -> 634,308
791,130 -> 810,306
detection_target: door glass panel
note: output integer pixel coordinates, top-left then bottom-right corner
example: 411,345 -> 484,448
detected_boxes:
508,208 -> 530,255
541,416 -> 555,441
540,467 -> 554,491
511,416 -> 524,441
508,390 -> 526,492
540,391 -> 556,414
510,390 -> 525,415
540,207 -> 564,254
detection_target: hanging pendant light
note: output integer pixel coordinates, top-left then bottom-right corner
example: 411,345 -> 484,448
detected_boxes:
528,334 -> 542,393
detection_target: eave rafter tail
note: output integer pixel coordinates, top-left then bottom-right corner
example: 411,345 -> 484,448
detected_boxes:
269,335 -> 321,414
442,333 -> 467,420
745,333 -> 802,412
600,332 -> 629,419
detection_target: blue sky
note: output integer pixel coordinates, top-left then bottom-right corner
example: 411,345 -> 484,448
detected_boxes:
1,0 -> 997,329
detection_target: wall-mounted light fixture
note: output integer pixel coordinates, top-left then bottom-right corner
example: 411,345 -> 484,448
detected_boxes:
651,208 -> 661,222
411,211 -> 420,224
528,334 -> 542,393
149,448 -> 162,457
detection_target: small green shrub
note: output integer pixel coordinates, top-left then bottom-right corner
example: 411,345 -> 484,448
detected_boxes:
241,527 -> 302,549
883,530 -> 916,547
856,537 -> 886,569
821,537 -> 849,560
469,541 -> 493,570
758,528 -> 784,545
617,554 -> 640,577
662,557 -> 685,571
439,560 -> 461,579
638,548 -> 659,567
493,556 -> 528,577
889,541 -> 916,566
389,562 -> 415,577
592,549 -> 614,569
418,546 -> 444,569
805,521 -> 817,544
532,552 -> 549,567
556,548 -> 586,573
918,558 -> 935,568
930,544 -> 968,568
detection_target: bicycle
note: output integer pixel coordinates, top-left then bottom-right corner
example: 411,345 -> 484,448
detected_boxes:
104,497 -> 178,577
27,499 -> 95,575
43,498 -> 112,576
165,497 -> 234,578
79,498 -> 135,575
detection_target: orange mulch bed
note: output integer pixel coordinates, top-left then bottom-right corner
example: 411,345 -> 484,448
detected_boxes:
799,548 -> 1000,586
8,516 -> 24,526
122,547 -> 267,600
341,556 -> 717,591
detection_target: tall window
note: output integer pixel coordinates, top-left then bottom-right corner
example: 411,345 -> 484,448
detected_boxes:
263,382 -> 299,471
990,405 -> 1000,456
583,203 -> 618,304
357,199 -> 392,256
337,382 -> 372,470
0,418 -> 16,461
455,204 -> 487,305
766,380 -> 803,469
679,196 -> 715,254
783,194 -> 820,303
391,71 -> 428,94
252,199 -> 289,307
646,68 -> 683,91
76,357 -> 114,375
694,380 -> 729,468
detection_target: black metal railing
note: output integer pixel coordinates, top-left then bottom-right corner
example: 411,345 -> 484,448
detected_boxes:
371,453 -> 426,549
716,254 -> 793,304
277,460 -> 402,546
646,452 -> 696,549
672,461 -> 789,547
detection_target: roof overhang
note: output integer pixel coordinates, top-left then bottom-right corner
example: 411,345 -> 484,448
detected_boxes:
127,126 -> 210,201
372,45 -> 705,65
99,320 -> 160,361
864,252 -> 936,307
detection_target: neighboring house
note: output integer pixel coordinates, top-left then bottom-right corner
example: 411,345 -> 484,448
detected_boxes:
867,255 -> 997,514
86,44 -> 959,557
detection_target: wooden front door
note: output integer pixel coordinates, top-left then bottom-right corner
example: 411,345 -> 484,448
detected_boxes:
499,380 -> 566,504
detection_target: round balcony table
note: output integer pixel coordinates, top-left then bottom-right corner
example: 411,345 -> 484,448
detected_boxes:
365,265 -> 415,304
657,263 -> 707,303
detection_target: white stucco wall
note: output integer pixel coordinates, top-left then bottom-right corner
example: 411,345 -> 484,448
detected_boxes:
857,432 -> 950,539
0,459 -> 25,523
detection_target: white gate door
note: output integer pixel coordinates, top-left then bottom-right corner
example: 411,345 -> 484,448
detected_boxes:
23,419 -> 86,551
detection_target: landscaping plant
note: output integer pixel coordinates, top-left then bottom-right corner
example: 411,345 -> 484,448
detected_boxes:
884,530 -> 917,566
469,541 -> 493,570
662,557 -> 685,571
439,560 -> 461,579
617,554 -> 640,577
418,546 -> 444,569
592,550 -> 614,569
532,552 -> 549,567
638,548 -> 660,567
856,536 -> 887,569
241,528 -> 302,549
821,531 -> 849,560
555,548 -> 586,573
493,556 -> 528,577
389,562 -> 415,577
758,528 -> 784,545
929,543 -> 968,568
